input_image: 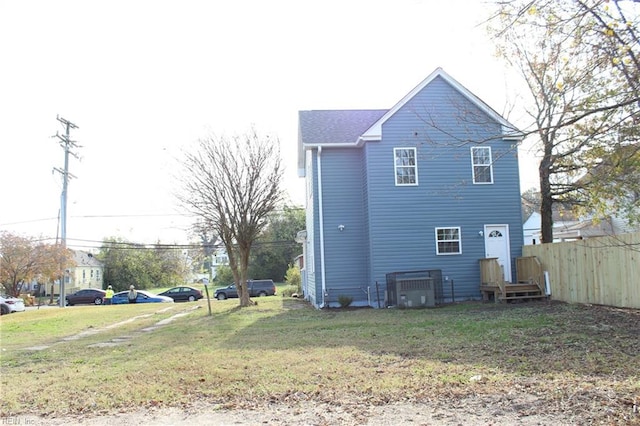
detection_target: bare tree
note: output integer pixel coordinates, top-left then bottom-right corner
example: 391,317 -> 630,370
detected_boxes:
178,129 -> 284,307
489,0 -> 640,242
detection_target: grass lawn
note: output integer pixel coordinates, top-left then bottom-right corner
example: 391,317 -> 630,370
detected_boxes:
1,297 -> 638,424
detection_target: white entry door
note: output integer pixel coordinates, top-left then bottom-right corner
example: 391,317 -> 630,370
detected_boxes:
484,225 -> 511,282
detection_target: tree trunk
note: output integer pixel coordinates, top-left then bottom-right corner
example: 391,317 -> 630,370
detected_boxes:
239,246 -> 252,307
539,154 -> 554,244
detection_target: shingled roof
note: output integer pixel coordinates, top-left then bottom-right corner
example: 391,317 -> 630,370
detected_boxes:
72,250 -> 103,267
298,109 -> 387,145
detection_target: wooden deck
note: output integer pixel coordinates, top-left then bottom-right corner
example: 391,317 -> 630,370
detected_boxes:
479,257 -> 547,303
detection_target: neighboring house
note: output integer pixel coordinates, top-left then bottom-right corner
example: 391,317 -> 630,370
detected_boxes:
522,208 -> 579,245
294,230 -> 306,271
546,215 -> 636,242
46,250 -> 105,296
523,207 -> 638,243
193,243 -> 229,282
522,212 -> 541,245
68,250 -> 104,289
211,244 -> 228,279
297,67 -> 524,308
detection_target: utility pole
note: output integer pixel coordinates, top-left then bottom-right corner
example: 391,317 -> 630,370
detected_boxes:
53,115 -> 80,308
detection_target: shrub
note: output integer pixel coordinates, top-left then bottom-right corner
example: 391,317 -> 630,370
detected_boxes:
279,284 -> 300,297
284,265 -> 301,292
338,295 -> 353,308
214,265 -> 234,284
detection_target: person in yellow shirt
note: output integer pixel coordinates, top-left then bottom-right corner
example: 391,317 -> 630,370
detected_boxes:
104,285 -> 114,305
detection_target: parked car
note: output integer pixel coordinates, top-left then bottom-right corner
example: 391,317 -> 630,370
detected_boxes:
158,286 -> 203,302
214,279 -> 276,300
65,288 -> 106,306
111,290 -> 174,305
0,294 -> 26,315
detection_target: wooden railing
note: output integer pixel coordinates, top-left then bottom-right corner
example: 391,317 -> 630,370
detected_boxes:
480,257 -> 546,302
479,257 -> 504,286
516,256 -> 545,293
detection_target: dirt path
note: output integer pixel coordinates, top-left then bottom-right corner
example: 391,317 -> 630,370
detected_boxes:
18,397 -> 583,426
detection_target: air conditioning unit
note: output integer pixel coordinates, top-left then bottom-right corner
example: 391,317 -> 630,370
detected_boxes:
386,269 -> 442,308
397,277 -> 435,308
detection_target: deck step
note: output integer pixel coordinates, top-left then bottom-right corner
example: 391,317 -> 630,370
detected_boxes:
500,294 -> 546,300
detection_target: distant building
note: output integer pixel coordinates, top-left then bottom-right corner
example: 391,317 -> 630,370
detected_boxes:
44,250 -> 105,295
69,250 -> 104,289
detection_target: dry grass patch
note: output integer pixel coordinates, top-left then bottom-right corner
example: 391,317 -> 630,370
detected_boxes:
1,298 -> 638,424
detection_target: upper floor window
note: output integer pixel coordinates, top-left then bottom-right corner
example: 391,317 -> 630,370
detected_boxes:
394,147 -> 418,186
435,227 -> 462,255
471,146 -> 493,184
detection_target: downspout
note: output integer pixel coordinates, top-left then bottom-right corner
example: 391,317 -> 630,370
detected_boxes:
316,146 -> 327,307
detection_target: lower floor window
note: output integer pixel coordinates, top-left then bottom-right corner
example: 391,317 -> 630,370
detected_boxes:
435,227 -> 461,254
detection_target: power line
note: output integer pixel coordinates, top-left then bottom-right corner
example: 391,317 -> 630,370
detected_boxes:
0,213 -> 192,227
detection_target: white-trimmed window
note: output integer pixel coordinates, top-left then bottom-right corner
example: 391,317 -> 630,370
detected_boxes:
471,146 -> 493,184
394,147 -> 418,185
435,227 -> 462,255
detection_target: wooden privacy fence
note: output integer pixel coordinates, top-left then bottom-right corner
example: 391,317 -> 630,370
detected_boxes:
523,231 -> 640,309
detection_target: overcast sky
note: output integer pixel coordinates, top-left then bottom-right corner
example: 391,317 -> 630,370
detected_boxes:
0,0 -> 538,249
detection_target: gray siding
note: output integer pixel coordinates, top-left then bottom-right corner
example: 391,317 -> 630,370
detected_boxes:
364,76 -> 523,300
319,148 -> 370,306
301,73 -> 524,308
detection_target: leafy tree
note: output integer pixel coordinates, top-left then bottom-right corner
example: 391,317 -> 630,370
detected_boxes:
178,128 -> 284,307
0,232 -> 73,297
521,187 -> 541,221
576,144 -> 640,225
489,0 -> 640,242
98,238 -> 187,291
248,206 -> 304,281
151,244 -> 188,286
98,238 -> 146,291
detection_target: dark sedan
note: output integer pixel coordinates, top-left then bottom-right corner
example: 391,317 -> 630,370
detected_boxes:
158,286 -> 203,302
65,288 -> 106,306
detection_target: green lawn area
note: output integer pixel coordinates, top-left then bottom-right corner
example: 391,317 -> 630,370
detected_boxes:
1,297 -> 638,424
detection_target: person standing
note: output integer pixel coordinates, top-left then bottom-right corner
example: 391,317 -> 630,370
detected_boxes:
128,285 -> 138,304
104,285 -> 114,305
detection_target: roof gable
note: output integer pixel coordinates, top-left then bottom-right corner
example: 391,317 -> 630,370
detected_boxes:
360,67 -> 521,142
73,250 -> 103,267
297,109 -> 387,175
297,68 -> 522,175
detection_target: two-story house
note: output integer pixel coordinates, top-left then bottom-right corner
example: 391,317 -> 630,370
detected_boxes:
297,68 -> 524,308
69,250 -> 104,290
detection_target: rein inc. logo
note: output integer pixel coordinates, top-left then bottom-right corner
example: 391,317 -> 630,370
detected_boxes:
1,417 -> 36,425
